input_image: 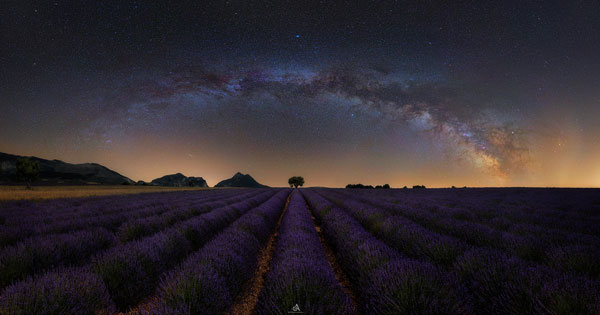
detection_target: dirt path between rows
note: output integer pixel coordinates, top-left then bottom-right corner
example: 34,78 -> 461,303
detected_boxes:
119,296 -> 158,314
306,203 -> 360,314
227,192 -> 291,315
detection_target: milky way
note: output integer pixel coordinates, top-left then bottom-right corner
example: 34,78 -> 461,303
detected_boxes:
86,64 -> 529,181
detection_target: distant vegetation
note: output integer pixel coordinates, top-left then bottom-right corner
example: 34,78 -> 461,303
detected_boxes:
16,158 -> 39,189
288,176 -> 305,188
345,183 -> 390,189
412,185 -> 426,189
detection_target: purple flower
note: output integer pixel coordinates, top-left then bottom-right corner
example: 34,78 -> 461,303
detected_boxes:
0,267 -> 116,314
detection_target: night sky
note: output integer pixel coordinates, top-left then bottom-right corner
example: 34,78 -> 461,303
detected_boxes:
1,1 -> 600,187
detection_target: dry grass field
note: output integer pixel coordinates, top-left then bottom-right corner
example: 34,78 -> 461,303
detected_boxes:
0,185 -> 213,201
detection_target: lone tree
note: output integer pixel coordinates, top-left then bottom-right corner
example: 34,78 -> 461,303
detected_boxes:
288,176 -> 305,188
16,158 -> 39,189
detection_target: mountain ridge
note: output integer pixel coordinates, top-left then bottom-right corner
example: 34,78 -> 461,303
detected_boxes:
0,152 -> 135,185
150,173 -> 208,187
214,172 -> 268,188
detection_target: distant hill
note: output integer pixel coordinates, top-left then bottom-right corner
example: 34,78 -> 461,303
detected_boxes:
150,173 -> 208,187
0,152 -> 134,185
215,172 -> 268,188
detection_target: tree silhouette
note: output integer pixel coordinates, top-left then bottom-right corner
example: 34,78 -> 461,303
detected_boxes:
288,176 -> 305,188
16,158 -> 39,189
346,183 -> 389,189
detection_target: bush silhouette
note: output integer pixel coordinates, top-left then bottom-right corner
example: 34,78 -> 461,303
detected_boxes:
346,183 -> 390,189
16,158 -> 39,189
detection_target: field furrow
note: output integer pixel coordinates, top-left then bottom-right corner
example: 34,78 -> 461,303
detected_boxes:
0,190 -> 285,313
0,190 -> 272,292
0,189 -> 255,248
308,195 -> 360,313
322,189 -> 600,275
313,189 -> 600,313
0,187 -> 598,314
301,189 -> 472,314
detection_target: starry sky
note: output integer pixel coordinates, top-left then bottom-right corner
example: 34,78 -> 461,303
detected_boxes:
1,1 -> 600,187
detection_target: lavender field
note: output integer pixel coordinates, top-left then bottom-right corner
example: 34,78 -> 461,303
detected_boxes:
0,188 -> 599,314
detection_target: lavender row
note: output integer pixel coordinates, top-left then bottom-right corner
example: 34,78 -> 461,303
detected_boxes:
37,189 -> 256,241
257,191 -> 354,314
345,188 -> 600,236
322,190 -> 599,278
92,189 -> 278,310
347,187 -> 599,217
53,189 -> 252,235
0,189 -> 232,225
301,189 -> 472,314
323,193 -> 469,266
0,227 -> 116,290
114,189 -> 262,242
0,189 -> 237,247
0,191 -> 269,292
0,267 -> 116,314
334,188 -> 600,245
0,189 -> 258,248
325,189 -> 600,277
0,189 -> 251,247
321,189 -> 538,264
0,189 -> 281,312
315,189 -> 600,313
454,247 -> 600,314
149,189 -> 290,314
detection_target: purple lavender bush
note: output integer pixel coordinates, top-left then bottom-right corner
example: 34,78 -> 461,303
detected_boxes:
536,274 -> 600,314
150,263 -> 232,314
0,227 -> 116,289
92,230 -> 191,310
453,248 -> 552,314
364,259 -> 471,314
0,267 -> 116,314
547,245 -> 600,279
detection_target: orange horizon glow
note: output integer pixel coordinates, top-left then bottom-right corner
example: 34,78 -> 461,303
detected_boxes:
2,135 -> 598,188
